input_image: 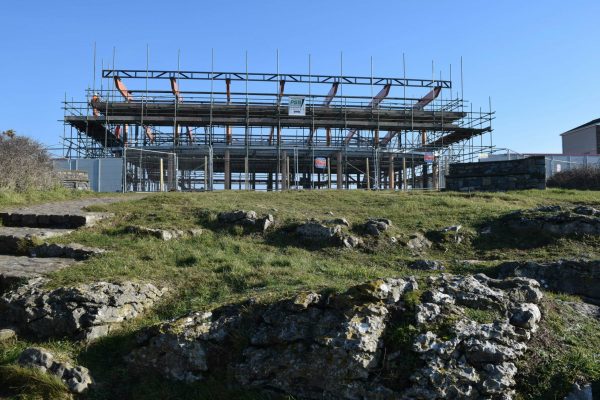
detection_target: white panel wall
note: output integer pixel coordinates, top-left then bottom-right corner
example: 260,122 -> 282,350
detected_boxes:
53,158 -> 123,192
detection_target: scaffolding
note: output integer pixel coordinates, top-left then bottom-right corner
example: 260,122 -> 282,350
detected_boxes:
62,59 -> 495,191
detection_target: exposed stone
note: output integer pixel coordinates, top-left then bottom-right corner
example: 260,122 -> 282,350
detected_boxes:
0,227 -> 73,255
405,274 -> 543,399
126,225 -> 185,241
218,210 -> 257,224
0,256 -> 77,290
500,205 -> 600,237
409,260 -> 445,271
509,303 -> 541,330
342,235 -> 362,249
405,232 -> 432,252
217,210 -> 274,232
564,382 -> 593,400
17,347 -> 93,393
499,259 -> 600,305
572,206 -> 600,217
296,222 -> 342,243
364,218 -> 392,236
0,279 -> 167,341
0,328 -> 16,341
325,217 -> 350,227
29,243 -> 106,260
127,274 -> 541,399
558,300 -> 600,321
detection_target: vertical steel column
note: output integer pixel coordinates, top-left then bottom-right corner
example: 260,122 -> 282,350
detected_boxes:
224,149 -> 231,190
388,153 -> 395,190
336,151 -> 343,190
281,150 -> 288,190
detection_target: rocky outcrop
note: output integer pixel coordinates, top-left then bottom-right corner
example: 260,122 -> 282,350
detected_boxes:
0,279 -> 167,341
409,259 -> 445,271
127,274 -> 542,399
28,243 -> 106,260
364,218 -> 392,236
404,274 -> 543,399
404,232 -> 432,253
295,221 -> 362,248
0,328 -> 16,342
564,382 -> 593,400
500,205 -> 600,237
217,210 -> 274,232
499,259 -> 600,305
126,226 -> 203,241
17,347 -> 93,393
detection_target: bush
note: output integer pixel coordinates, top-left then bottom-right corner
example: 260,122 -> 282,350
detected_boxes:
0,130 -> 58,192
546,165 -> 600,190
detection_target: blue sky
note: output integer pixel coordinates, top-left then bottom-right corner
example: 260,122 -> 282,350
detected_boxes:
0,0 -> 598,153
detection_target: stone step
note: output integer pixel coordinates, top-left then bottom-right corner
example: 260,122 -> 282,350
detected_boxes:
0,227 -> 73,255
0,255 -> 77,293
0,211 -> 108,229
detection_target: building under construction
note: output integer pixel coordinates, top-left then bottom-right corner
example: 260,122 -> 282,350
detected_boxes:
62,61 -> 494,191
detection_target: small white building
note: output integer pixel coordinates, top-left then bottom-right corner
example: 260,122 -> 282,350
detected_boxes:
561,118 -> 600,155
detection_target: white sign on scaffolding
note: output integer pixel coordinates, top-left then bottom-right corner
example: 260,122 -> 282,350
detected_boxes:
288,96 -> 306,116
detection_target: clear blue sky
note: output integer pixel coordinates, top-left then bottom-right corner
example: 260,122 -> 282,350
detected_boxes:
1,0 -> 598,154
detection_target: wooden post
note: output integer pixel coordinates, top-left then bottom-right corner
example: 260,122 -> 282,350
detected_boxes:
159,158 -> 164,192
388,154 -> 395,190
336,152 -> 343,190
224,149 -> 231,190
366,158 -> 370,190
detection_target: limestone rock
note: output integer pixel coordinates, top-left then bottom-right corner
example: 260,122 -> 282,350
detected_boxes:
364,218 -> 392,236
127,277 -> 417,397
0,328 -> 16,341
217,210 -> 274,232
127,274 -> 541,399
18,347 -> 93,393
0,279 -> 167,341
405,232 -> 432,252
29,242 -> 106,260
126,226 -> 203,240
499,259 -> 600,305
509,303 -> 541,330
500,205 -> 600,237
564,382 -> 593,400
296,222 -> 342,243
409,260 -> 445,271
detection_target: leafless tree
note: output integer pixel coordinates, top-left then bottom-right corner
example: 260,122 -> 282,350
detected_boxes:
0,130 -> 58,191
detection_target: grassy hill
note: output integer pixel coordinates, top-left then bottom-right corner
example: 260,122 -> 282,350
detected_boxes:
1,189 -> 600,399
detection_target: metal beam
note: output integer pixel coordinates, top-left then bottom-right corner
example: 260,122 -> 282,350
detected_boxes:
114,77 -> 133,102
344,84 -> 391,144
170,78 -> 182,103
103,69 -> 451,89
323,82 -> 339,107
413,86 -> 441,110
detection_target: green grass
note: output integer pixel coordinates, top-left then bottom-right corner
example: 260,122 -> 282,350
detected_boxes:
1,188 -> 599,399
0,187 -> 108,209
515,298 -> 600,399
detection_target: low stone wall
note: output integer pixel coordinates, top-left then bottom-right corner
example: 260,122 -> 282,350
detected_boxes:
56,170 -> 89,190
445,156 -> 546,191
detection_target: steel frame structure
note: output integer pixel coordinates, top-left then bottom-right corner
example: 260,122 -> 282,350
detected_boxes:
62,64 -> 495,191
